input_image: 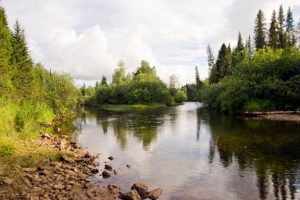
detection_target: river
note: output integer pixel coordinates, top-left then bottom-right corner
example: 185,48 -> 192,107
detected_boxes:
73,102 -> 300,200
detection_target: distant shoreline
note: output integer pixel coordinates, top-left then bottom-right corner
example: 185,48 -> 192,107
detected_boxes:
242,111 -> 300,123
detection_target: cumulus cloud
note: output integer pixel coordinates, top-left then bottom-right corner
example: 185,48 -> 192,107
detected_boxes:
1,0 -> 300,85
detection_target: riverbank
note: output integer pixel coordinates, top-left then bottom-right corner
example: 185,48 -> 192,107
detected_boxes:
242,111 -> 300,123
0,132 -> 117,199
89,104 -> 167,112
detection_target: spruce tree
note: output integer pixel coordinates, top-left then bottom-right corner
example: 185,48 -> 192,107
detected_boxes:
207,44 -> 215,71
195,66 -> 202,87
101,76 -> 107,86
298,19 -> 300,49
11,20 -> 35,98
0,6 -> 13,96
216,43 -> 231,80
278,5 -> 287,48
254,10 -> 267,49
286,7 -> 296,47
236,32 -> 245,52
245,35 -> 254,60
268,10 -> 279,48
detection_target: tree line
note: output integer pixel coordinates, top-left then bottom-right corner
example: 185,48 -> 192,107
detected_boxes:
201,5 -> 300,112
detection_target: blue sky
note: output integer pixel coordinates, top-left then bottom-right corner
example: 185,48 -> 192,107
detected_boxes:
2,0 -> 300,86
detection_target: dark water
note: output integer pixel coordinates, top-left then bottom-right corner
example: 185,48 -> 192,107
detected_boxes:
74,102 -> 300,200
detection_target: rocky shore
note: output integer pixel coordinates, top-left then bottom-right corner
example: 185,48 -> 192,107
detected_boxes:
0,132 -> 162,200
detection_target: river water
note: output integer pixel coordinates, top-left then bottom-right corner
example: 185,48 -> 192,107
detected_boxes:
74,102 -> 300,200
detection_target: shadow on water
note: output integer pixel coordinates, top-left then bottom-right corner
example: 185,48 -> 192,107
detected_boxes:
74,103 -> 300,200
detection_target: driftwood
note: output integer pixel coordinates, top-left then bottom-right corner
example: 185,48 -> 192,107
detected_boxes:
241,110 -> 300,117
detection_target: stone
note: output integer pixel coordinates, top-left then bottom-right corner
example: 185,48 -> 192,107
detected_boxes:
3,177 -> 13,185
108,156 -> 114,160
53,183 -> 64,190
91,168 -> 99,174
113,169 -> 120,175
126,164 -> 131,168
65,169 -> 76,176
61,155 -> 75,163
41,133 -> 51,139
101,170 -> 111,178
119,189 -> 142,200
107,184 -> 119,194
104,164 -> 112,171
59,140 -> 67,150
131,183 -> 148,197
145,188 -> 163,200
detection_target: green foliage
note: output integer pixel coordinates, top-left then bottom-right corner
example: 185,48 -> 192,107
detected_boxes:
254,10 -> 267,49
89,60 -> 177,107
202,48 -> 300,112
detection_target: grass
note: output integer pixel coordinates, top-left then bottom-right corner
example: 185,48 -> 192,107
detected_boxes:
92,104 -> 167,112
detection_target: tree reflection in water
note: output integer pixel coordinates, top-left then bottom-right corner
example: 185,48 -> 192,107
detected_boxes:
199,108 -> 300,200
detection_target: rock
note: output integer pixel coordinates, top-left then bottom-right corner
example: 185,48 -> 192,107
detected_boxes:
145,188 -> 163,200
84,153 -> 91,158
119,189 -> 142,200
107,184 -> 119,194
41,133 -> 51,139
104,164 -> 112,171
3,178 -> 13,185
126,164 -> 131,168
101,170 -> 111,178
108,156 -> 114,160
131,183 -> 148,197
65,169 -> 76,176
113,169 -> 120,175
59,139 -> 67,150
61,155 -> 75,163
91,168 -> 99,174
53,183 -> 64,190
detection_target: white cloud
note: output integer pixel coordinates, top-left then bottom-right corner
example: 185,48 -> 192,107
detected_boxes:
1,0 -> 300,85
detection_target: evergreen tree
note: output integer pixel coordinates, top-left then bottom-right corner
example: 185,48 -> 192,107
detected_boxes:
0,6 -> 13,96
278,5 -> 287,48
268,10 -> 279,48
207,44 -> 215,71
195,66 -> 202,87
246,35 -> 254,60
286,7 -> 296,47
81,83 -> 86,96
101,76 -> 107,86
216,43 -> 231,80
254,10 -> 267,49
236,32 -> 245,52
11,20 -> 35,98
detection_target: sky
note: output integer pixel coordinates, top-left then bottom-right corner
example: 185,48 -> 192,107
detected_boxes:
1,0 -> 300,86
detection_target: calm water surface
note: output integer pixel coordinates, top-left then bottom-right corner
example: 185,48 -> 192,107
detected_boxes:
74,102 -> 300,200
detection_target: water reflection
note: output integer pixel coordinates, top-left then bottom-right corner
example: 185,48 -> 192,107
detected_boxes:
75,103 -> 300,200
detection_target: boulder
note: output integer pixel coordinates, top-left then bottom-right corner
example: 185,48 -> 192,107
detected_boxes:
61,155 -> 75,163
3,178 -> 13,185
107,184 -> 120,194
145,188 -> 163,200
131,183 -> 148,197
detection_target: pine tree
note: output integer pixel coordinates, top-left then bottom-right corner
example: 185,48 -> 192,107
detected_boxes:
254,10 -> 267,49
278,5 -> 287,48
207,44 -> 215,71
236,32 -> 245,52
0,6 -> 13,96
216,43 -> 231,80
11,20 -> 35,98
245,35 -> 254,60
286,7 -> 296,47
101,76 -> 107,86
195,66 -> 202,87
268,10 -> 279,48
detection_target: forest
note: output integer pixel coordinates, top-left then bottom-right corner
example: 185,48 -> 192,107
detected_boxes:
201,5 -> 300,112
0,6 -> 80,157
